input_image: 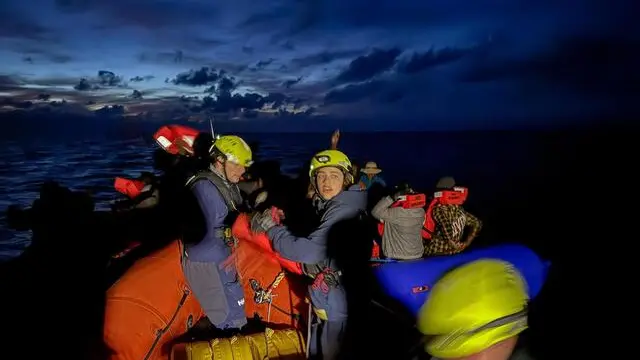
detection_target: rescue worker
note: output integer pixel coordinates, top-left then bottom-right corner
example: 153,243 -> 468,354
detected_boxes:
357,161 -> 386,190
183,134 -> 254,331
372,183 -> 426,260
251,149 -> 367,360
417,259 -> 533,360
423,177 -> 482,256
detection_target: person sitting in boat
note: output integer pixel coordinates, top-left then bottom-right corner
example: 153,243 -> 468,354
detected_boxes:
358,161 -> 387,190
372,183 -> 426,260
251,149 -> 366,360
182,134 -> 254,332
423,177 -> 482,257
418,259 -> 533,360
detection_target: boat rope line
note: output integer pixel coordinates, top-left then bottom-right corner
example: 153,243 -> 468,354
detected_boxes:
250,271 -> 300,320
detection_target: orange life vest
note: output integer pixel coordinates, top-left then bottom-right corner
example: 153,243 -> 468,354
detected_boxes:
153,125 -> 200,156
422,187 -> 468,240
110,177 -> 150,258
104,240 -> 205,360
376,193 -> 427,237
230,213 -> 308,329
114,177 -> 146,199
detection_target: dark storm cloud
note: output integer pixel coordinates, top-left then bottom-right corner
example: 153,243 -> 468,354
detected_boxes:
168,66 -> 313,117
171,67 -> 224,87
129,75 -> 154,82
290,50 -> 364,68
461,37 -> 640,95
335,48 -> 403,83
72,70 -> 126,91
320,31 -> 640,128
203,76 -> 237,94
283,77 -> 303,88
97,70 -> 122,86
255,58 -> 275,70
0,97 -> 34,109
199,85 -> 303,114
0,75 -> 22,90
130,90 -> 143,99
324,81 -> 388,104
399,47 -> 475,74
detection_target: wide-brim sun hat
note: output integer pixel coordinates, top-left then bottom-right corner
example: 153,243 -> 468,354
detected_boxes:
361,161 -> 382,175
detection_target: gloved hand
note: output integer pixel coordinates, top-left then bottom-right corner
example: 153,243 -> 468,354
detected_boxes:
250,207 -> 283,233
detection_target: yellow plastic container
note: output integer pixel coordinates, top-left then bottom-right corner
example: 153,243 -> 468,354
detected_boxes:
171,329 -> 306,360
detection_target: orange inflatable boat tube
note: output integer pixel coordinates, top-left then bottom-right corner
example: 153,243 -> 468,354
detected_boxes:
104,240 -> 205,360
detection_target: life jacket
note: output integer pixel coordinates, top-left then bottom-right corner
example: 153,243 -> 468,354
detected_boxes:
185,170 -> 244,246
111,177 -> 156,258
230,213 -> 307,329
104,240 -> 205,360
376,193 -> 427,237
153,125 -> 200,156
422,187 -> 468,240
114,177 -> 146,199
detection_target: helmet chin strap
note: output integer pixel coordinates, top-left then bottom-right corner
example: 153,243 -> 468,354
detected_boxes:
211,160 -> 230,182
312,177 -> 327,201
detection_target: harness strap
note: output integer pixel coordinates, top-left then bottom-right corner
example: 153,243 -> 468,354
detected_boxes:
249,272 -> 300,320
311,268 -> 342,294
185,171 -> 242,211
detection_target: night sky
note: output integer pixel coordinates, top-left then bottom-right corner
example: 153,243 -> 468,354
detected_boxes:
0,0 -> 637,131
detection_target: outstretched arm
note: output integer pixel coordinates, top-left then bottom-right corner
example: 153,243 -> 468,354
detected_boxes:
330,129 -> 340,150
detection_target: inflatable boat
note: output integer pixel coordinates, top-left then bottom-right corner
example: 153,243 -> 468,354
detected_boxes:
374,243 -> 551,316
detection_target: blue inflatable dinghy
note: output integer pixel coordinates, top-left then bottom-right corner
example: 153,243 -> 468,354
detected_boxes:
374,244 -> 551,316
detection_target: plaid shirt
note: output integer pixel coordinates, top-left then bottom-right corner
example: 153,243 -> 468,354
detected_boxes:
424,204 -> 482,256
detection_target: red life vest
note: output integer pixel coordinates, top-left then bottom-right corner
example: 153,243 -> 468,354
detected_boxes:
376,193 -> 427,237
153,124 -> 200,155
114,177 -> 146,199
422,187 -> 468,240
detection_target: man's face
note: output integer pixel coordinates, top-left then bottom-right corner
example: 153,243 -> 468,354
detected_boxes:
315,166 -> 344,200
223,160 -> 246,183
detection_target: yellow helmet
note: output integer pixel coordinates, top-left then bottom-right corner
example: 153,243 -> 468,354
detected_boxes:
309,150 -> 353,179
210,135 -> 253,167
417,259 -> 529,359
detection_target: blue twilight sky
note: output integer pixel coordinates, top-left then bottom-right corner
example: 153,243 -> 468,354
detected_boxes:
0,0 -> 637,131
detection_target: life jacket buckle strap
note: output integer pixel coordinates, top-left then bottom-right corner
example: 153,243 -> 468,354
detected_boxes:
312,268 -> 341,293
